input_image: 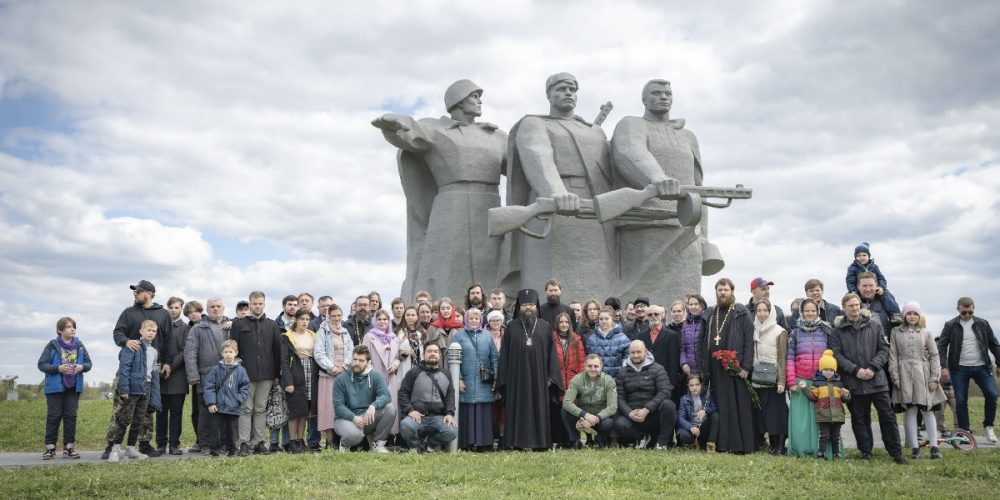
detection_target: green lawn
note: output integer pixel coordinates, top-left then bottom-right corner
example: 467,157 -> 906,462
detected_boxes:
1,448 -> 999,498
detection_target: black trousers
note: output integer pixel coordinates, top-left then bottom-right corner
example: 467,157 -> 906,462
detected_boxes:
676,412 -> 720,448
45,390 -> 80,446
613,399 -> 678,447
818,422 -> 842,452
208,413 -> 239,452
847,391 -> 902,457
156,392 -> 186,448
190,384 -> 201,443
560,409 -> 615,446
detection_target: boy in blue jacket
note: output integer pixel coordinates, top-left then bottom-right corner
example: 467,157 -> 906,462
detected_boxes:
106,320 -> 162,462
845,242 -> 900,315
203,340 -> 250,456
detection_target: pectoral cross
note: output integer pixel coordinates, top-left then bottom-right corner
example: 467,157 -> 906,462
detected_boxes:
713,333 -> 721,346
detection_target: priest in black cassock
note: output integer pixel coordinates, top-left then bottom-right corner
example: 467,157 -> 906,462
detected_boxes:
497,288 -> 564,450
697,278 -> 756,454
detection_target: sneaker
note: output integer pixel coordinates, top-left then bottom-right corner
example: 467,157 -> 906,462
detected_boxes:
911,447 -> 921,459
654,444 -> 670,451
209,449 -> 221,457
188,444 -> 202,454
372,440 -> 390,453
309,442 -> 322,453
253,442 -> 270,455
101,444 -> 113,460
338,444 -> 350,453
125,446 -> 148,460
815,451 -> 825,460
138,442 -> 162,457
155,446 -> 167,455
108,445 -> 122,463
268,443 -> 280,454
986,426 -> 998,443
408,448 -> 419,454
42,448 -> 56,460
893,455 -> 908,465
635,434 -> 651,449
930,446 -> 942,459
425,446 -> 439,454
168,446 -> 183,456
238,443 -> 251,457
63,448 -> 81,459
859,451 -> 873,461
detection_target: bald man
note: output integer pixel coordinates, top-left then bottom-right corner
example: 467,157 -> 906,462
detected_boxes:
614,340 -> 677,449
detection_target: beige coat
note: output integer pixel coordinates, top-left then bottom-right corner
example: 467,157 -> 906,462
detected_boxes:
889,326 -> 947,408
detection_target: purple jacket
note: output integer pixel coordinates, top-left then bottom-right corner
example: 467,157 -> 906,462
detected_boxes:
680,313 -> 706,373
786,324 -> 830,387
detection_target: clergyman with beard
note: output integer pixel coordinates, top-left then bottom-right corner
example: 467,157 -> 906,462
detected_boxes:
539,279 -> 577,330
497,289 -> 564,450
697,278 -> 755,454
344,295 -> 371,347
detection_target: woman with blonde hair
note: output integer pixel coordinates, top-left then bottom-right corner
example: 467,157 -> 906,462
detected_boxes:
890,301 -> 947,459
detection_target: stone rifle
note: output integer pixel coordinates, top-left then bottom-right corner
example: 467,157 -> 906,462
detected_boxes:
488,183 -> 752,238
593,183 -> 753,225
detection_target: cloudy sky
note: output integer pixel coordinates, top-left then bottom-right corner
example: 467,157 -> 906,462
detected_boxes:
1,1 -> 998,384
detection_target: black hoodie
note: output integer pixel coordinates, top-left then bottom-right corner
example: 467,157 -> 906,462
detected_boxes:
112,302 -> 174,363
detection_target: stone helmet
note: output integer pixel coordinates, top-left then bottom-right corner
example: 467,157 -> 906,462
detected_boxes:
444,79 -> 483,112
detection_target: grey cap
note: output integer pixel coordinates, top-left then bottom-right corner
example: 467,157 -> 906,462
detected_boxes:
545,72 -> 578,93
130,280 -> 156,293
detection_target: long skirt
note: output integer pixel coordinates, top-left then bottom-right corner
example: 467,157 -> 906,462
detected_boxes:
459,403 -> 494,449
787,377 -> 843,458
756,387 -> 789,436
317,376 -> 336,431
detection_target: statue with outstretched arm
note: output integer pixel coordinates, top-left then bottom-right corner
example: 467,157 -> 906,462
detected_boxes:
372,79 -> 507,301
610,79 -> 726,300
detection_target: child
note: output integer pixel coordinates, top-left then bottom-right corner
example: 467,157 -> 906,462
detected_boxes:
889,302 -> 946,459
845,242 -> 900,314
37,317 -> 92,459
203,340 -> 250,457
808,350 -> 850,460
106,320 -> 162,462
676,374 -> 719,452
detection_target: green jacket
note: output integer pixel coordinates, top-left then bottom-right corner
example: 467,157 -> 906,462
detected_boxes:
562,371 -> 618,420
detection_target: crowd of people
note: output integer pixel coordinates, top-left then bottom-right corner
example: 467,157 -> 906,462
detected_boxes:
37,244 -> 1000,465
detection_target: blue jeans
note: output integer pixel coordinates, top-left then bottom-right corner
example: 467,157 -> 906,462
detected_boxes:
399,415 -> 457,450
269,418 -> 319,446
952,365 -> 998,431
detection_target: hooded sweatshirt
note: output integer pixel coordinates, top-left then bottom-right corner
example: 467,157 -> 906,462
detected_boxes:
332,365 -> 392,420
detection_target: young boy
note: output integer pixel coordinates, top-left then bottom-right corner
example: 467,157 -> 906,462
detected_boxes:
106,320 -> 162,462
808,350 -> 850,460
203,339 -> 250,457
676,374 -> 719,452
845,242 -> 900,314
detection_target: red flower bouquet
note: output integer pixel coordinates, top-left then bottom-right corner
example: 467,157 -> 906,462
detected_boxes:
712,349 -> 761,409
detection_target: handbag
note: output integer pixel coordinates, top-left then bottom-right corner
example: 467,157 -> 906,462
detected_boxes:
473,332 -> 495,385
751,361 -> 778,386
264,384 -> 288,430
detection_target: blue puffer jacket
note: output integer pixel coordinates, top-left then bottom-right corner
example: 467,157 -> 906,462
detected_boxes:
38,338 -> 92,395
203,361 -> 251,415
453,327 -> 499,404
586,324 -> 629,377
116,342 -> 162,412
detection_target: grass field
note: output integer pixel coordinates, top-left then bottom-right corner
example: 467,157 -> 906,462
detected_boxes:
1,447 -> 999,498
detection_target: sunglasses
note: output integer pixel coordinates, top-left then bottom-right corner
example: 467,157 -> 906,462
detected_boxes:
960,311 -> 974,317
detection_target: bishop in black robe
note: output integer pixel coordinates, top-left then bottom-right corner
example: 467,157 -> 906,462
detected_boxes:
497,289 -> 564,450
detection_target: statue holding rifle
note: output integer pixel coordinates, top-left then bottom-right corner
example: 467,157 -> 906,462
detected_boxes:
608,79 -> 731,300
499,73 -> 617,300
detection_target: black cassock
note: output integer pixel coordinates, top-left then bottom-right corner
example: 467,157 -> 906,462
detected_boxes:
698,303 -> 756,454
497,316 -> 563,450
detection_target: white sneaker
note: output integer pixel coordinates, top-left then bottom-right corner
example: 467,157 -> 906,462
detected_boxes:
986,426 -> 997,443
372,440 -> 390,453
338,444 -> 350,452
108,445 -> 122,463
636,434 -> 651,449
125,446 -> 148,459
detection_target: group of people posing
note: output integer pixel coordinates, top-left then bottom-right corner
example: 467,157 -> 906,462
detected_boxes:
38,243 -> 1000,465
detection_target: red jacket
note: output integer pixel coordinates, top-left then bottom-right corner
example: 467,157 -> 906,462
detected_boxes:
553,332 -> 586,401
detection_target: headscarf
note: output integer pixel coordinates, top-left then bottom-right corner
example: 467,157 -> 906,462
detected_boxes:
368,316 -> 397,347
57,336 -> 80,389
430,302 -> 464,329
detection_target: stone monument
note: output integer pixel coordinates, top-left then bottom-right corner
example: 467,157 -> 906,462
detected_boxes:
372,79 -> 507,301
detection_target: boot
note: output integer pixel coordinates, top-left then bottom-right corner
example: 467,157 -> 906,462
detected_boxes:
830,436 -> 842,459
138,441 -> 162,457
101,442 -> 114,460
817,434 -> 828,460
930,446 -> 942,459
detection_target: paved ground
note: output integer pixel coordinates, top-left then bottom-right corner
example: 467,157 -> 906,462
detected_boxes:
2,426 -> 996,469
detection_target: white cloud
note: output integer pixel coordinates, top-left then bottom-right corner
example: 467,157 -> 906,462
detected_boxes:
1,0 -> 998,383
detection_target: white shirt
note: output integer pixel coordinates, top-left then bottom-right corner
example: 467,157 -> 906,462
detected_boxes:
958,319 -> 985,366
